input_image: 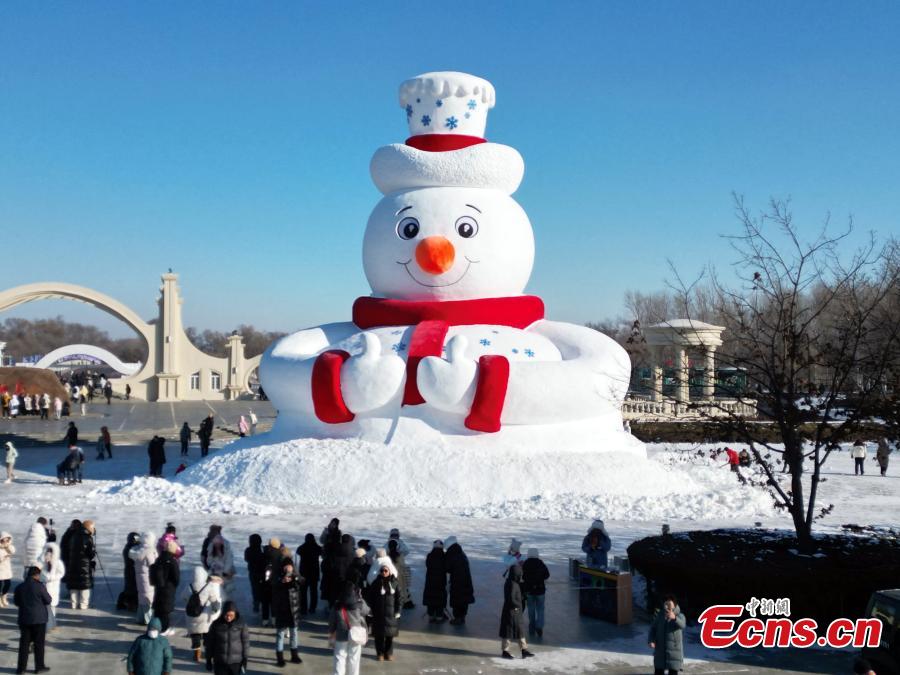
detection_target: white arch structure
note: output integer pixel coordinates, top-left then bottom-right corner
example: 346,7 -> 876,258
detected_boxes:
0,275 -> 262,401
33,344 -> 142,375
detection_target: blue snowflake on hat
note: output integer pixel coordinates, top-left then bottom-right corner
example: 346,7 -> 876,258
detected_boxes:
445,116 -> 459,130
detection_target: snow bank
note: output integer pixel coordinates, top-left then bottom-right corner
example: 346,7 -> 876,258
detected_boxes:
175,436 -> 774,520
86,477 -> 281,516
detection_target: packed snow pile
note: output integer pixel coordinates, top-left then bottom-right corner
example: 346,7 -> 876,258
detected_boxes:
86,477 -> 282,516
175,437 -> 774,519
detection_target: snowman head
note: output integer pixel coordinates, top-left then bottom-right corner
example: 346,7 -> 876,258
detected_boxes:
364,72 -> 533,301
363,186 -> 534,301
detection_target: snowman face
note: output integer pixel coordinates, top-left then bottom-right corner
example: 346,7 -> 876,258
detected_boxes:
363,187 -> 535,301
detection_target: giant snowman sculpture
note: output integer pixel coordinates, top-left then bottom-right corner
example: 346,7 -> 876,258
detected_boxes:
259,71 -> 641,460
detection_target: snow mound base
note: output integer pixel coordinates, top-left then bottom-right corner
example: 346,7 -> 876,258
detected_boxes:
176,436 -> 774,519
87,477 -> 282,516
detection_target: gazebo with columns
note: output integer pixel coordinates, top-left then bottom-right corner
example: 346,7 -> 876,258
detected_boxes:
622,319 -> 757,420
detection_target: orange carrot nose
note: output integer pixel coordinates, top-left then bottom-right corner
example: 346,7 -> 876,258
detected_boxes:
415,236 -> 456,275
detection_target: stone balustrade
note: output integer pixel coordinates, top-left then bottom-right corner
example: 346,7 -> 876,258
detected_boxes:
622,397 -> 758,420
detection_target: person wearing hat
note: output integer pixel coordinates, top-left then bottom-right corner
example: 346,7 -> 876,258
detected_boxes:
150,540 -> 181,634
271,558 -> 304,666
14,565 -> 52,674
365,560 -> 401,661
130,531 -> 158,625
502,538 -> 523,568
39,542 -> 65,631
521,548 -> 550,637
648,593 -> 685,675
260,537 -> 284,626
582,519 -> 611,570
387,538 -> 414,610
65,519 -> 96,610
423,540 -> 448,623
156,523 -> 184,560
443,537 -> 475,625
183,566 -> 222,663
205,600 -> 249,675
4,440 -> 18,483
118,532 -> 141,613
349,547 -> 371,590
127,617 -> 173,675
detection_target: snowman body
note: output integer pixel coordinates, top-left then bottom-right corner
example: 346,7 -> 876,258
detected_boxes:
260,72 -> 635,451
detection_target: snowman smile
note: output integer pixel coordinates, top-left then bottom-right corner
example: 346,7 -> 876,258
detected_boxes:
398,257 -> 478,287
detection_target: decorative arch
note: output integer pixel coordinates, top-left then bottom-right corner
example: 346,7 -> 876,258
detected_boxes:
33,344 -> 141,375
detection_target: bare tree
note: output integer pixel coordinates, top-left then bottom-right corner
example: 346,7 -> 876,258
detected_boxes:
667,195 -> 900,549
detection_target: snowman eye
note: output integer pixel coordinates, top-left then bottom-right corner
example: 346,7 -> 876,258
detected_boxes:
397,217 -> 420,240
455,215 -> 478,239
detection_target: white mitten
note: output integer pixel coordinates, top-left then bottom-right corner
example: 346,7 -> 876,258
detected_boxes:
341,333 -> 406,413
417,335 -> 478,413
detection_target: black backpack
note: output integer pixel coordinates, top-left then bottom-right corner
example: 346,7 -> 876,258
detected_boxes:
185,582 -> 208,617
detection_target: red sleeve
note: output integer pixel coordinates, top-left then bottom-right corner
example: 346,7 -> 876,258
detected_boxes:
464,355 -> 510,433
311,350 -> 355,424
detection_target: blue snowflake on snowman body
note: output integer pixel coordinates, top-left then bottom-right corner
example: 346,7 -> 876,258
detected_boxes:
392,342 -> 407,353
511,348 -> 519,354
467,99 -> 477,110
445,116 -> 459,130
405,104 -> 413,119
435,99 -> 443,107
524,348 -> 535,358
479,338 -> 491,347
421,114 -> 431,127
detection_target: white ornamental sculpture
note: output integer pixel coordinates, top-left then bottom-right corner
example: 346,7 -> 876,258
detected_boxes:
261,72 -> 636,453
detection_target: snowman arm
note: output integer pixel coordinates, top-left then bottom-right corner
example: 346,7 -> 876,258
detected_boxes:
259,322 -> 358,416
500,320 -> 631,425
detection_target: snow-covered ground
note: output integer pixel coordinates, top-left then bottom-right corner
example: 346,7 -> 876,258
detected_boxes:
0,437 -> 894,673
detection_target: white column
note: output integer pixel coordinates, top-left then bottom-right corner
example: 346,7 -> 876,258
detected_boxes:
675,346 -> 690,403
651,346 -> 663,402
703,347 -> 716,399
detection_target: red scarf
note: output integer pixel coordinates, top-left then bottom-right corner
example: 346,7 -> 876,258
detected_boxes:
312,295 -> 545,433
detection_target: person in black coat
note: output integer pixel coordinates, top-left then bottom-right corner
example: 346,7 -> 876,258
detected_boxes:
148,436 -> 166,477
260,537 -> 285,627
349,547 -> 370,591
499,565 -> 534,659
64,421 -> 78,447
270,559 -> 304,666
117,531 -> 141,611
322,534 -> 354,609
295,533 -> 322,614
522,548 -> 550,637
14,567 -> 52,674
59,519 -> 82,588
150,542 -> 181,633
205,600 -> 249,675
444,537 -> 474,625
365,562 -> 401,661
244,533 -> 266,614
423,540 -> 448,623
318,519 -> 342,608
65,520 -> 96,610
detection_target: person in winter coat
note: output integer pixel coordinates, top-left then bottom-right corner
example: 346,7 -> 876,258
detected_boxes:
148,436 -> 167,477
150,541 -> 181,633
260,537 -> 285,626
59,519 -> 80,585
323,534 -> 355,610
648,594 -> 685,675
157,524 -> 184,560
96,426 -> 112,459
66,519 -> 96,609
329,582 -> 370,675
64,421 -> 78,447
118,532 -> 141,612
198,414 -> 214,457
184,566 -> 222,663
366,561 -> 401,661
502,538 -> 523,568
349,548 -> 370,592
876,438 -> 893,477
180,422 -> 193,456
39,542 -> 65,630
127,617 -> 173,675
25,518 -> 49,571
582,519 -> 612,569
244,533 -> 266,614
206,535 -> 236,599
423,540 -> 447,623
388,538 -> 414,610
499,564 -> 535,659
295,533 -> 322,614
522,548 -> 550,637
201,525 -> 223,569
0,531 -> 15,608
443,537 -> 475,625
14,566 -> 52,674
130,531 -> 159,624
851,439 -> 867,475
271,558 -> 305,666
4,440 -> 18,483
238,416 -> 249,437
205,600 -> 249,675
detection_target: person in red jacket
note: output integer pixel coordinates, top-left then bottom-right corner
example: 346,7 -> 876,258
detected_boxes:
724,448 -> 746,485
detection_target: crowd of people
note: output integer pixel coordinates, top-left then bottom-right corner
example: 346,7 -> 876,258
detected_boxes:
0,372 -> 118,422
0,515 -> 660,675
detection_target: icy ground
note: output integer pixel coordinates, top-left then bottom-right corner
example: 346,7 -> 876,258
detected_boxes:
0,439 -> 895,673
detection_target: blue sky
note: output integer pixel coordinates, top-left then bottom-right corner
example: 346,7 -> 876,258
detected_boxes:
1,2 -> 898,337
